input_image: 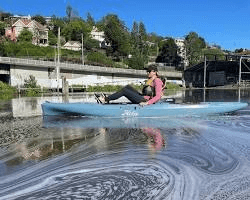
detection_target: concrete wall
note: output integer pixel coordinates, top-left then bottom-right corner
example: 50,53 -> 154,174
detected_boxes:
9,64 -> 145,88
10,65 -> 49,87
1,57 -> 182,88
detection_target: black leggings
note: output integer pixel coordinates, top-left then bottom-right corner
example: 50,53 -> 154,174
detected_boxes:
107,85 -> 145,104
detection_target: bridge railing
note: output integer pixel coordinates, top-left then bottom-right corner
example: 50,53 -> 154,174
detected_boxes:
0,56 -> 183,78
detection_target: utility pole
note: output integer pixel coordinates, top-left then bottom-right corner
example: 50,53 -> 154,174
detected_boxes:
82,33 -> 84,65
239,56 -> 242,86
57,27 -> 60,94
203,56 -> 206,88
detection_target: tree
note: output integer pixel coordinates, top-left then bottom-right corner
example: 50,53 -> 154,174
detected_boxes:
24,75 -> 38,88
202,48 -> 225,60
49,16 -> 66,36
156,38 -> 182,67
86,12 -> 95,27
32,15 -> 46,25
17,29 -> 33,43
66,3 -> 79,21
235,48 -> 244,53
24,75 -> 41,96
147,32 -> 163,43
101,14 -> 130,60
184,31 -> 206,67
138,22 -> 147,41
61,20 -> 91,42
131,21 -> 139,45
0,21 -> 6,36
147,32 -> 163,57
128,20 -> 149,69
66,4 -> 73,21
0,11 -> 12,21
48,30 -> 57,46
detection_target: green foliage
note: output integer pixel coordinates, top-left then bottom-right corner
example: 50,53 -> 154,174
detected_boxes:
85,82 -> 180,94
0,81 -> 16,99
1,40 -> 19,56
127,53 -> 147,70
84,38 -> 100,50
165,82 -> 181,90
61,20 -> 91,42
1,40 -> 56,58
185,31 -> 206,67
86,51 -> 126,68
49,16 -> 66,36
24,75 -> 41,96
202,48 -> 225,60
24,75 -> 38,88
1,11 -> 231,72
0,11 -> 12,21
86,12 -> 95,27
102,14 -> 130,60
86,85 -> 123,92
66,4 -> 73,21
128,21 -> 149,69
48,30 -> 57,46
17,29 -> 33,43
156,38 -> 182,67
0,21 -> 6,36
31,15 -> 46,25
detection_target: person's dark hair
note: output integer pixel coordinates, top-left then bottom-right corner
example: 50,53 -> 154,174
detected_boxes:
146,64 -> 158,72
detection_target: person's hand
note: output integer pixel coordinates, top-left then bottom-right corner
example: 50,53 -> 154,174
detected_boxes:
139,101 -> 148,107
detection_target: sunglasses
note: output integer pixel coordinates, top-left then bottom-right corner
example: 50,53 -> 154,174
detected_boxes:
147,70 -> 156,73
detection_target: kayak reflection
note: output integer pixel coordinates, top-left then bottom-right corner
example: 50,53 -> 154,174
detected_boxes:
5,116 -> 202,167
43,115 -> 200,129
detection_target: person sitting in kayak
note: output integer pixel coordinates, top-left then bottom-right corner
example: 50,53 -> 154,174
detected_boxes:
95,64 -> 165,106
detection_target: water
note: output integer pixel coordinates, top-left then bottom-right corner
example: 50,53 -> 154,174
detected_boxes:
0,89 -> 250,200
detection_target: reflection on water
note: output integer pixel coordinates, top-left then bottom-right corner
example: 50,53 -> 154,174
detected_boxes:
0,89 -> 250,199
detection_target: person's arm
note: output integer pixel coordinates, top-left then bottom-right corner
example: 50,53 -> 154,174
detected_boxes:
147,78 -> 163,105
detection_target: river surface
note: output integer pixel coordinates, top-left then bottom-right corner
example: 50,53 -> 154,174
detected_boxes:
0,89 -> 250,200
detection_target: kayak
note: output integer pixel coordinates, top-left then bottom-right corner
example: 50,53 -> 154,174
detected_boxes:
41,101 -> 248,117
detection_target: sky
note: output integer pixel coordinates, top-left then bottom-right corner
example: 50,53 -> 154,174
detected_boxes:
1,0 -> 250,51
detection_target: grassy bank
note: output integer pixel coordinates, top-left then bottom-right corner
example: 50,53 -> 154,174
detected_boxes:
85,82 -> 181,93
0,81 -> 181,100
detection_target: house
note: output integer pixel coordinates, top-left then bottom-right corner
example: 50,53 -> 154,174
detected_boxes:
90,26 -> 110,48
5,18 -> 48,46
63,41 -> 81,51
174,38 -> 189,67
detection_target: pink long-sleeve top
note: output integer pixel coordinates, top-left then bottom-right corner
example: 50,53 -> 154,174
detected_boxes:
144,78 -> 163,105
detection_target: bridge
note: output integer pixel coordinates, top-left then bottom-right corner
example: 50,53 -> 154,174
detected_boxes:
0,56 -> 183,88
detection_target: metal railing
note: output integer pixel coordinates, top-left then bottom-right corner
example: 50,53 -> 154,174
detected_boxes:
0,56 -> 183,78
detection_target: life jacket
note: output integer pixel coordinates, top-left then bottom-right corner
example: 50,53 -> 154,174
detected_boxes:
142,78 -> 166,97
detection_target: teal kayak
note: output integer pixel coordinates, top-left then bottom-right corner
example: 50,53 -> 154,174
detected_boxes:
41,101 -> 248,117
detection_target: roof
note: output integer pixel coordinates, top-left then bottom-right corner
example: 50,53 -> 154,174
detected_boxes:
11,19 -> 48,30
185,61 -> 240,72
64,41 -> 81,47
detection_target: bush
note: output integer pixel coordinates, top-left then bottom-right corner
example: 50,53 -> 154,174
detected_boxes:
86,85 -> 123,92
86,52 -> 113,67
165,82 -> 181,90
0,81 -> 16,99
86,52 -> 127,68
24,75 -> 41,96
